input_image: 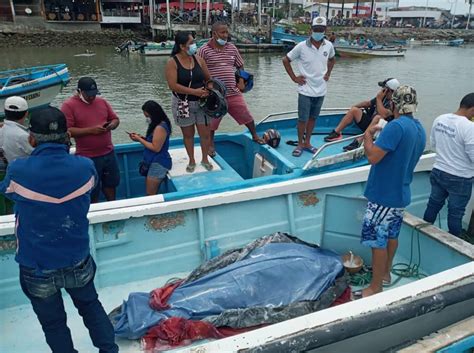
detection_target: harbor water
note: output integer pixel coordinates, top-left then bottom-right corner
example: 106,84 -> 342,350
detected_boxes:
1,44 -> 473,144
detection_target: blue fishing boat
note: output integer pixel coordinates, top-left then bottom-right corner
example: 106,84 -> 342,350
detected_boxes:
0,64 -> 70,118
271,25 -> 307,45
0,154 -> 473,352
447,38 -> 464,47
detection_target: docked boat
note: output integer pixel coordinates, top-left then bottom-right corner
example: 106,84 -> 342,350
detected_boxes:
336,45 -> 407,58
271,25 -> 307,45
116,39 -> 208,56
448,38 -> 464,47
0,149 -> 473,352
0,64 -> 70,118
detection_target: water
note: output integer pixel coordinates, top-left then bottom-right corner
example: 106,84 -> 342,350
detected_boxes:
1,45 -> 473,144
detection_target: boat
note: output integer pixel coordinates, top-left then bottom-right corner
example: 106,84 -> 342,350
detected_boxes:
116,39 -> 208,56
0,151 -> 473,352
447,38 -> 464,47
336,45 -> 407,58
0,64 -> 70,118
271,25 -> 307,45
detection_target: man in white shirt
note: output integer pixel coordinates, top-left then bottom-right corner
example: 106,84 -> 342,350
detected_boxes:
423,93 -> 474,237
282,16 -> 336,157
1,96 -> 33,163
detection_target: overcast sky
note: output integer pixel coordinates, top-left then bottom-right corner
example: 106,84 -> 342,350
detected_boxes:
398,0 -> 471,14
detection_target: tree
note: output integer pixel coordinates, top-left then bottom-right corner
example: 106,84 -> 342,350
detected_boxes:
467,0 -> 472,29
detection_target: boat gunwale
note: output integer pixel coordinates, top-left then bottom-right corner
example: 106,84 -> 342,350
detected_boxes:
0,67 -> 69,95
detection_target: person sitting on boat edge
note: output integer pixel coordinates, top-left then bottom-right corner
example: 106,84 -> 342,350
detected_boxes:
128,100 -> 172,195
198,22 -> 265,158
61,77 -> 121,203
324,78 -> 400,151
282,16 -> 336,157
356,85 -> 426,299
423,93 -> 474,237
1,96 -> 33,163
0,106 -> 119,353
165,31 -> 214,173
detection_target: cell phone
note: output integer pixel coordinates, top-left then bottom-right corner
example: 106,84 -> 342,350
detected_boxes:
125,131 -> 132,135
103,122 -> 111,128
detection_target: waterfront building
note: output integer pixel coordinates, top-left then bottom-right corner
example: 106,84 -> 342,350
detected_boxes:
388,6 -> 450,27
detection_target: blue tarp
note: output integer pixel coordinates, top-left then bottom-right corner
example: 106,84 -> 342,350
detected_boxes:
113,239 -> 344,339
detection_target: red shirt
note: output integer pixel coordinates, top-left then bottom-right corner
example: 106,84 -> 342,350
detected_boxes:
61,95 -> 118,158
198,40 -> 244,97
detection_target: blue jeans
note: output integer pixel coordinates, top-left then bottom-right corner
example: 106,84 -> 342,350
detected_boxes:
423,168 -> 473,236
19,255 -> 118,353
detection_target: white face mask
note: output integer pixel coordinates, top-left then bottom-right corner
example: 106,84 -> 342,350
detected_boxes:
78,91 -> 90,105
216,38 -> 227,46
146,117 -> 152,125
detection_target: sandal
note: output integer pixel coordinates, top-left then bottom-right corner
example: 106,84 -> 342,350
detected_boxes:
201,161 -> 213,171
292,147 -> 303,157
208,150 -> 217,158
303,146 -> 318,154
186,163 -> 196,173
352,290 -> 363,300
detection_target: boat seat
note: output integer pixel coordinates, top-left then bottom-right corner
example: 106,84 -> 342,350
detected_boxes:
167,147 -> 243,193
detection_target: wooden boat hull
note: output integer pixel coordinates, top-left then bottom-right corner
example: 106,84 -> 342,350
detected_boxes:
336,46 -> 406,58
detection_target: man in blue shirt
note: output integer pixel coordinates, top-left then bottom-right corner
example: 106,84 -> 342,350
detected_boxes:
0,107 -> 118,353
358,85 -> 426,298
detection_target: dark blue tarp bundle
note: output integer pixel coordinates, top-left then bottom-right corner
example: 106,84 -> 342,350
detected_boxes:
111,233 -> 346,339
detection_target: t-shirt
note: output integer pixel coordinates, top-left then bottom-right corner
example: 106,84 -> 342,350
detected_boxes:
431,113 -> 474,178
1,120 -> 33,163
198,41 -> 244,97
61,95 -> 119,158
286,39 -> 335,98
366,96 -> 392,119
364,115 -> 426,208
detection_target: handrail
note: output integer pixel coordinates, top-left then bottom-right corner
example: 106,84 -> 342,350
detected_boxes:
309,132 -> 365,160
257,107 -> 350,126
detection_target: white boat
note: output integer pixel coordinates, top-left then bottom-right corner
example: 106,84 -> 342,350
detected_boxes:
336,46 -> 407,58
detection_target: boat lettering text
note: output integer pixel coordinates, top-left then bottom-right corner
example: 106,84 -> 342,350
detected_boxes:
23,92 -> 41,101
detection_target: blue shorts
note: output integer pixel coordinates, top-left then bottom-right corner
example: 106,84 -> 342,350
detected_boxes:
361,201 -> 404,249
298,94 -> 324,122
90,151 -> 120,199
147,162 -> 169,180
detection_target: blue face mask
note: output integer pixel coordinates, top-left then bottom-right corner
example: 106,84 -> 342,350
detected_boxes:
216,38 -> 227,46
187,43 -> 197,56
312,32 -> 325,41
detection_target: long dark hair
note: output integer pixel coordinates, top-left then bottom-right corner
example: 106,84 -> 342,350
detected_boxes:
142,100 -> 172,137
171,31 -> 192,56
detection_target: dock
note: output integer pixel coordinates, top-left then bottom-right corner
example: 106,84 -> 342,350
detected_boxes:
235,43 -> 287,53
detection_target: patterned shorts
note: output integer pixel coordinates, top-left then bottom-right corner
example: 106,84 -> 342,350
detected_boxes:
361,201 -> 404,249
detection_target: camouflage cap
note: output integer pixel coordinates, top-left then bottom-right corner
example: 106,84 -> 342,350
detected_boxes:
392,85 -> 418,114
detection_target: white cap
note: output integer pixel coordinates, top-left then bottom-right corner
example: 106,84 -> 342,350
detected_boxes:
385,78 -> 400,91
4,96 -> 28,112
312,16 -> 327,27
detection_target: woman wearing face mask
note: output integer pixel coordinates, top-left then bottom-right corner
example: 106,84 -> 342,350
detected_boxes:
165,31 -> 213,173
128,100 -> 172,195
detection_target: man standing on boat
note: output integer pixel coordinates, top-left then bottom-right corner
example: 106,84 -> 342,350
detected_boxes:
359,85 -> 426,298
423,93 -> 474,237
324,78 -> 400,151
282,16 -> 336,157
1,96 -> 33,162
0,107 -> 119,353
198,22 -> 264,157
61,77 -> 120,203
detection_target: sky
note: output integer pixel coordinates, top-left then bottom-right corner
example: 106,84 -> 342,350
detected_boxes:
396,0 -> 471,14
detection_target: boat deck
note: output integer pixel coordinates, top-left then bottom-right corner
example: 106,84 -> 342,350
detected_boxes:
0,252 -> 423,353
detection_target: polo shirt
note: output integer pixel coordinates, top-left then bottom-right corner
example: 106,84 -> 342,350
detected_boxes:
61,95 -> 119,158
286,38 -> 335,98
364,115 -> 426,208
198,40 -> 244,97
431,113 -> 474,178
1,120 -> 33,163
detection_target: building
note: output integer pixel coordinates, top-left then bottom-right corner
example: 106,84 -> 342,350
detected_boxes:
388,6 -> 448,27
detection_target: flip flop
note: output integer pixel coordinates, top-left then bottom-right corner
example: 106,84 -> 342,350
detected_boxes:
201,162 -> 214,171
303,146 -> 318,154
351,290 -> 363,300
253,137 -> 265,145
292,147 -> 303,157
186,163 -> 196,173
208,150 -> 217,158
383,279 -> 391,287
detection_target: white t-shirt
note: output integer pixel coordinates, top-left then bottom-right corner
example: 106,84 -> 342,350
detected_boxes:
431,113 -> 474,178
2,120 -> 33,163
286,39 -> 335,98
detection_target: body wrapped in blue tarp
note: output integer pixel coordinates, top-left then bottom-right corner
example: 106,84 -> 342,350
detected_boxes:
111,233 -> 347,339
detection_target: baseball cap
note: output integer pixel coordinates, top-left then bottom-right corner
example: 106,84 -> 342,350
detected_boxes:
312,16 -> 327,28
4,96 -> 28,112
392,85 -> 418,114
29,106 -> 68,135
378,78 -> 400,91
77,77 -> 100,96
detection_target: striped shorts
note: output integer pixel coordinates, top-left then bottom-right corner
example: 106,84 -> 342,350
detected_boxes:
361,201 -> 404,249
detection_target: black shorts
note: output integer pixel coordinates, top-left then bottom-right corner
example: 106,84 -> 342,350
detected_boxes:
90,151 -> 120,199
356,109 -> 373,132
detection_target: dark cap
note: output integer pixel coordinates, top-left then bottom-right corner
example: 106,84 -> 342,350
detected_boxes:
29,106 -> 68,135
77,77 -> 100,96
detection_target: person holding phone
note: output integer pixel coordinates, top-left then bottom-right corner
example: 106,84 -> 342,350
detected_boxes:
61,77 -> 121,203
128,101 -> 172,195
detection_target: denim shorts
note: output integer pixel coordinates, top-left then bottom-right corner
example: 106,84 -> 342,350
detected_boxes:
298,94 -> 325,122
361,201 -> 404,249
20,255 -> 95,299
148,162 -> 169,180
171,95 -> 209,127
90,151 -> 120,198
